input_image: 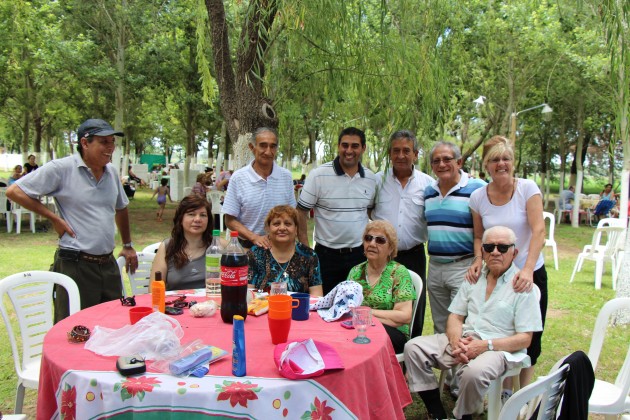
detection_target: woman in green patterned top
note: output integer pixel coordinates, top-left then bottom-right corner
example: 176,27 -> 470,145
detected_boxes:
348,220 -> 416,353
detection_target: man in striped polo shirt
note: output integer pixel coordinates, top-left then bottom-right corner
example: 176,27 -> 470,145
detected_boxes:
424,141 -> 486,334
297,127 -> 377,295
223,127 -> 296,249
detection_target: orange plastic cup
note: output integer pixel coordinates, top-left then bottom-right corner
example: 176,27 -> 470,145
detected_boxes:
268,295 -> 299,312
129,307 -> 153,324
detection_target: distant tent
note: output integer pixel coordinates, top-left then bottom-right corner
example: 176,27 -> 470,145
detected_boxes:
140,154 -> 167,170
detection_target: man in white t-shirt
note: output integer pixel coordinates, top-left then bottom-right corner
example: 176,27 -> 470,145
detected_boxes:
222,127 -> 296,249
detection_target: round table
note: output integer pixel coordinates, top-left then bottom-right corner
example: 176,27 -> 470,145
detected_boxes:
37,294 -> 411,419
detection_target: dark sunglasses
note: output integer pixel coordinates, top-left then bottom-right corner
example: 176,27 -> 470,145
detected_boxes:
482,243 -> 515,254
120,296 -> 136,307
364,234 -> 387,245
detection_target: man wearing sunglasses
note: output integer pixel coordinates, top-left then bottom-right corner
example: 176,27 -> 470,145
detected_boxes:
6,118 -> 138,323
403,226 -> 542,420
371,130 -> 433,337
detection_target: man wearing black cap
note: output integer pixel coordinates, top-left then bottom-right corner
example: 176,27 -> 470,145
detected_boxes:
7,118 -> 138,322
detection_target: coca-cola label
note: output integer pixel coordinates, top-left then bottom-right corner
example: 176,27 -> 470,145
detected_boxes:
221,266 -> 248,286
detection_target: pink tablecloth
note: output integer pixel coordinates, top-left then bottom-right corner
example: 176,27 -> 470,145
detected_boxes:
38,294 -> 411,419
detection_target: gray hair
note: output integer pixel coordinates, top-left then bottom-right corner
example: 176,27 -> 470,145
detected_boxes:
429,141 -> 462,161
482,226 -> 517,244
389,130 -> 419,153
251,127 -> 278,145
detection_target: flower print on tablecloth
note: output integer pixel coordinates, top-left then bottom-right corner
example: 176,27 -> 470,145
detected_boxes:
301,396 -> 335,420
216,380 -> 262,408
61,383 -> 77,419
113,375 -> 161,402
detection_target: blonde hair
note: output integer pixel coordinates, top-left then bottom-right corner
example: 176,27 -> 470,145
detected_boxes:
482,136 -> 514,173
363,220 -> 399,258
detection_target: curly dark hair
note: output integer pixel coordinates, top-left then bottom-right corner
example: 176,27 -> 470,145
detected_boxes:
166,195 -> 213,269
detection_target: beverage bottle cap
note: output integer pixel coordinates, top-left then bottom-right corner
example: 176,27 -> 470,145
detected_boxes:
233,315 -> 244,321
213,229 -> 221,236
230,231 -> 238,238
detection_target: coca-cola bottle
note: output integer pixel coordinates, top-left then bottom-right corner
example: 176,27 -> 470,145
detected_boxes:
220,231 -> 248,323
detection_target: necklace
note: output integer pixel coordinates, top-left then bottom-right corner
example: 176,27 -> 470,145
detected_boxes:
487,178 -> 517,205
271,250 -> 295,283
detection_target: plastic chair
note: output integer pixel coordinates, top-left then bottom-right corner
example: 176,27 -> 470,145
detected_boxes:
142,242 -> 161,254
553,197 -> 571,225
498,364 -> 570,420
117,252 -> 156,297
543,212 -> 559,270
0,189 -> 13,232
11,202 -> 36,234
0,271 -> 80,414
395,270 -> 423,364
587,297 -> 630,417
570,226 -> 625,290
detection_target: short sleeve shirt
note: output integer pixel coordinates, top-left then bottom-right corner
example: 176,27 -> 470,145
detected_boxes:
347,260 -> 416,337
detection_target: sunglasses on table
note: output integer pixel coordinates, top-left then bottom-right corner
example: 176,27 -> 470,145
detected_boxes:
364,234 -> 387,245
482,243 -> 515,254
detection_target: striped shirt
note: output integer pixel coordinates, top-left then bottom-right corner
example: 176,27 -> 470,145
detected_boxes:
297,157 -> 377,248
222,160 -> 296,235
424,171 -> 486,261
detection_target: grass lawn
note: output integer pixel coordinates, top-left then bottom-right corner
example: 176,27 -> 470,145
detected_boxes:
0,188 -> 628,418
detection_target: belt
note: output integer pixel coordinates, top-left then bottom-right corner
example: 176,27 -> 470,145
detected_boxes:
431,253 -> 475,264
397,243 -> 425,255
79,252 -> 113,264
315,244 -> 363,254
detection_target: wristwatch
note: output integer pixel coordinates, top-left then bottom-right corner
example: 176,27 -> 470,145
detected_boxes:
487,339 -> 494,351
122,242 -> 134,248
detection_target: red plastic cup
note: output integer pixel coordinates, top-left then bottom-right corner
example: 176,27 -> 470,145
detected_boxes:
129,307 -> 153,324
268,310 -> 292,344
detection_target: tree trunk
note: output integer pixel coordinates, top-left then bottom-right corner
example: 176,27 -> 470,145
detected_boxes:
572,102 -> 585,227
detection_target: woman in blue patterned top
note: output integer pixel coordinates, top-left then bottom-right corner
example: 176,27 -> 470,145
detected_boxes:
247,205 -> 323,296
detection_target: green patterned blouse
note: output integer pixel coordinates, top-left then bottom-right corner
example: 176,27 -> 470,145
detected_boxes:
347,260 -> 416,337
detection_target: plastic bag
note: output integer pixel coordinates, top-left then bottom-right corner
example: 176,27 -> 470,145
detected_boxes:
85,311 -> 184,360
150,339 -> 228,377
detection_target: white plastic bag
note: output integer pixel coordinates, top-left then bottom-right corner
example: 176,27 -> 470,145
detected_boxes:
85,311 -> 184,360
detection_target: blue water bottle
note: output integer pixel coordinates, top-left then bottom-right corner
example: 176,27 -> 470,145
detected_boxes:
232,315 -> 246,376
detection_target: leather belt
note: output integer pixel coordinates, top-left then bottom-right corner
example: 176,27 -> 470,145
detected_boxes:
79,252 -> 113,264
315,244 -> 363,255
431,254 -> 475,264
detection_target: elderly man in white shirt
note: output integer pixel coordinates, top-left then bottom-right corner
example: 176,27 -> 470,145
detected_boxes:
404,226 -> 542,420
371,130 -> 433,336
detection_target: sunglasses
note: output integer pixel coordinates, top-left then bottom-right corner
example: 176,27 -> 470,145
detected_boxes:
120,296 -> 136,307
482,243 -> 515,254
364,234 -> 387,245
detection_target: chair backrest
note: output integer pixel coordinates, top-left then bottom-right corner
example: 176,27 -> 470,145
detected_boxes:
588,226 -> 625,257
499,364 -> 570,420
0,271 -> 80,378
553,196 -> 561,210
117,252 -> 156,297
588,193 -> 601,200
587,297 -> 630,403
543,211 -> 555,242
597,217 -> 626,228
207,190 -> 224,214
141,242 -> 161,254
0,189 -> 9,213
407,270 -> 424,339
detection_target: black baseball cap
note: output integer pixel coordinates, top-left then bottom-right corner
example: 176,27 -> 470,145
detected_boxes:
77,119 -> 124,139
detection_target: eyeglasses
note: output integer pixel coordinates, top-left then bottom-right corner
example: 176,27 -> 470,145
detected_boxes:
431,157 -> 456,165
482,243 -> 515,254
364,234 -> 387,245
120,296 -> 136,306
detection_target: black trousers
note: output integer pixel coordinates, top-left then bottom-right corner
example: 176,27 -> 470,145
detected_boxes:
315,244 -> 366,295
383,323 -> 407,354
394,243 -> 426,338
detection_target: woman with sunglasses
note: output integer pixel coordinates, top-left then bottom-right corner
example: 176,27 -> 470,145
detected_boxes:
347,220 -> 416,353
150,195 -> 213,291
247,205 -> 323,296
467,135 -> 547,390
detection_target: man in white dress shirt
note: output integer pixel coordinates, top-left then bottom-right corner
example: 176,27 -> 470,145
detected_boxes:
371,130 -> 433,336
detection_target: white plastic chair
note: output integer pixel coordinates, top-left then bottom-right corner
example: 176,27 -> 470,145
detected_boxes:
0,271 -> 80,414
11,202 -> 36,234
570,226 -> 625,290
0,189 -> 13,232
498,364 -> 570,420
117,252 -> 156,297
543,211 -> 559,270
597,217 -> 626,228
553,197 -> 571,225
141,242 -> 161,254
396,270 -> 423,364
587,297 -> 630,417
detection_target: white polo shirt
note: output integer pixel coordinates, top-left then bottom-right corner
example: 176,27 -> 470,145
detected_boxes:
222,160 -> 296,235
297,157 -> 377,249
372,167 -> 434,250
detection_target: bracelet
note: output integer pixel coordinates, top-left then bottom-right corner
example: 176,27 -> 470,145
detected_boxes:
67,325 -> 91,343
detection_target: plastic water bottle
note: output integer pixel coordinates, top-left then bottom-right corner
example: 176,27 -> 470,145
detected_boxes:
220,231 -> 248,323
206,229 -> 222,300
